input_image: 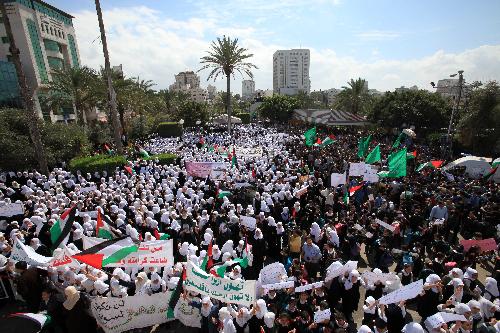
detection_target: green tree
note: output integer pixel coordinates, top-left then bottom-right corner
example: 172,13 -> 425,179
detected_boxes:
258,95 -> 300,122
368,89 -> 451,129
335,78 -> 372,115
47,66 -> 103,125
458,81 -> 500,154
199,35 -> 257,135
178,100 -> 209,126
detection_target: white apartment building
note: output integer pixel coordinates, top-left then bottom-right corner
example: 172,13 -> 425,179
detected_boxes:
169,71 -> 208,103
241,79 -> 255,100
435,79 -> 460,99
273,49 -> 310,95
0,0 -> 81,121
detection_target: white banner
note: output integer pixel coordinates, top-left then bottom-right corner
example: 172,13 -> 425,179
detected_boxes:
79,185 -> 97,194
314,309 -> 331,323
235,147 -> 263,158
91,292 -> 174,333
378,279 -> 423,305
326,260 -> 358,280
10,239 -> 52,267
0,202 -> 24,217
240,216 -> 257,230
330,172 -> 346,188
363,167 -> 379,183
295,281 -> 324,293
361,271 -> 399,285
262,281 -> 295,291
349,162 -> 366,177
295,186 -> 308,198
375,219 -> 396,232
49,246 -> 80,269
185,162 -> 228,180
259,262 -> 288,285
185,261 -> 256,307
83,237 -> 174,267
174,297 -> 202,328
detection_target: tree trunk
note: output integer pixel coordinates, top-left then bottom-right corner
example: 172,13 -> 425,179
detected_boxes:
226,75 -> 231,136
95,0 -> 123,154
1,3 -> 49,174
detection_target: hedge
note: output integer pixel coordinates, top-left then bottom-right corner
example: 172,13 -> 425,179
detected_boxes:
146,153 -> 178,165
157,122 -> 182,137
236,113 -> 250,124
69,154 -> 127,174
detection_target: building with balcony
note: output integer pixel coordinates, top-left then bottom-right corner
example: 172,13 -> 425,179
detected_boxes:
169,70 -> 208,103
0,0 -> 80,121
273,49 -> 310,95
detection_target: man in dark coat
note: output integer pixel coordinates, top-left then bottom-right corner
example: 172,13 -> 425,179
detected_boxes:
15,261 -> 43,312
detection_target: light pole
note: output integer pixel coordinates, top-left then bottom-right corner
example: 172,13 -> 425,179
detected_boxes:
446,70 -> 464,159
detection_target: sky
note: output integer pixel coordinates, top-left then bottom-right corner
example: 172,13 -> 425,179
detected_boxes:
51,0 -> 500,94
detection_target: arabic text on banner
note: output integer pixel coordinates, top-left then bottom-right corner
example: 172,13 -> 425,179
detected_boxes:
185,162 -> 228,179
0,202 -> 24,217
378,279 -> 423,305
10,239 -> 52,267
184,261 -> 256,307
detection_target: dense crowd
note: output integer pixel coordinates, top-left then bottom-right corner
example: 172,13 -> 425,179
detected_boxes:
0,124 -> 498,333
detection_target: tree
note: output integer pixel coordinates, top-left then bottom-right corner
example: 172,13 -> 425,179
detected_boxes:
95,0 -> 123,154
368,89 -> 451,129
178,100 -> 209,127
199,35 -> 257,136
335,78 -> 372,115
47,66 -> 102,125
258,95 -> 300,122
0,2 -> 48,174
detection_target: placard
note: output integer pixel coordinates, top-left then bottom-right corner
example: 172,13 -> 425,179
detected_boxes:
330,172 -> 346,188
10,239 -> 52,267
314,309 -> 331,323
235,147 -> 263,158
378,279 -> 423,305
349,163 -> 366,177
261,281 -> 295,291
375,219 -> 396,232
0,202 -> 24,217
185,162 -> 228,179
49,246 -> 81,269
295,281 -> 323,293
295,186 -> 308,198
259,263 -> 287,285
174,297 -> 202,328
460,238 -> 497,252
361,271 -> 399,285
326,260 -> 358,280
184,261 -> 256,307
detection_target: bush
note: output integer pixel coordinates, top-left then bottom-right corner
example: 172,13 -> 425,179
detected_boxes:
236,113 -> 250,124
69,154 -> 127,174
146,153 -> 178,165
128,114 -> 154,140
157,122 -> 182,137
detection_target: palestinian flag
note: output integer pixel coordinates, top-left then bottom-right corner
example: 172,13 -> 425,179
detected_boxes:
231,147 -> 237,167
72,236 -> 139,269
349,183 -> 364,196
210,261 -> 232,277
492,160 -> 499,168
407,150 -> 417,159
218,190 -> 231,199
483,166 -> 498,181
139,148 -> 150,159
96,208 -> 114,240
124,165 -> 135,175
314,137 -> 322,146
416,160 -> 444,172
1,313 -> 51,333
320,136 -> 336,147
200,240 -> 213,272
154,229 -> 170,240
167,267 -> 186,319
50,206 -> 77,250
343,190 -> 349,205
104,144 -> 113,155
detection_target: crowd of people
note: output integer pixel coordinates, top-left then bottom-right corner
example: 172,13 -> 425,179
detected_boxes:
0,123 -> 498,333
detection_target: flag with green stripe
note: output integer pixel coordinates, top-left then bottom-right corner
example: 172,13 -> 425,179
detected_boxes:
72,236 -> 139,269
50,206 -> 77,250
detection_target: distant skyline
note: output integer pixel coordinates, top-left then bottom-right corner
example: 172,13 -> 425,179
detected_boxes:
49,0 -> 500,94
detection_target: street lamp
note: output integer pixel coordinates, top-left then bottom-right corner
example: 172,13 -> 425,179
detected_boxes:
446,70 -> 464,159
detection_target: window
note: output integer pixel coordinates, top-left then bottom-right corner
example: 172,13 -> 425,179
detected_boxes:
49,27 -> 53,35
40,24 -> 44,32
58,30 -> 62,38
62,32 -> 65,39
1,36 -> 9,43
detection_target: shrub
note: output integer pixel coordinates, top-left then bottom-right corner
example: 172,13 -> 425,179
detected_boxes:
157,122 -> 182,137
146,153 -> 178,165
128,114 -> 154,140
236,113 -> 250,124
69,154 -> 127,174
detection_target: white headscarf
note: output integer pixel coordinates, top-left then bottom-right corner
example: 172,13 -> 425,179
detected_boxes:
479,297 -> 498,319
425,274 -> 441,293
344,269 -> 360,290
402,322 -> 424,333
201,296 -> 213,317
255,299 -> 268,319
63,286 -> 80,310
327,227 -> 339,247
484,277 -> 499,299
310,222 -> 321,242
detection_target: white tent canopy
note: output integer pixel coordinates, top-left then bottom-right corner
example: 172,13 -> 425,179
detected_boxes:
211,115 -> 242,125
443,156 -> 492,179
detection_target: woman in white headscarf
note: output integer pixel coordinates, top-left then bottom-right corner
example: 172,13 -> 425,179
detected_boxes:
309,222 -> 322,243
402,322 -> 424,333
418,274 -> 442,320
483,277 -> 499,301
221,240 -> 234,256
249,299 -> 268,332
62,286 -> 95,333
93,280 -> 109,296
228,265 -> 243,281
463,267 -> 478,290
149,272 -> 166,294
327,227 -> 340,248
134,272 -> 151,296
479,297 -> 498,321
342,270 -> 361,321
110,279 -> 127,298
219,307 -> 236,333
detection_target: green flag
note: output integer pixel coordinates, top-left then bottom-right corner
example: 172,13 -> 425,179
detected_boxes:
320,136 -> 336,148
365,144 -> 381,164
304,127 -> 317,147
357,135 -> 372,158
392,132 -> 406,149
379,148 -> 407,178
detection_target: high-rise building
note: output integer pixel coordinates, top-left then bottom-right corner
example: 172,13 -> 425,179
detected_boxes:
207,84 -> 216,100
241,79 -> 255,100
273,49 -> 310,95
0,0 -> 80,120
169,71 -> 207,103
435,79 -> 460,99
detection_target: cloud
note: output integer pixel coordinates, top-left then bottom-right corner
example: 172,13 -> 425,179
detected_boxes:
355,30 -> 401,41
72,5 -> 500,95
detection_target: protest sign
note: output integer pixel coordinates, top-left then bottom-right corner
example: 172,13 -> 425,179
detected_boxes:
295,281 -> 323,293
259,262 -> 288,285
378,279 -> 423,305
83,237 -> 174,267
326,260 -> 358,280
261,281 -> 294,291
361,271 -> 399,285
432,218 -> 445,226
91,292 -> 174,333
460,238 -> 497,252
330,172 -> 346,188
185,162 -> 228,179
79,185 -> 97,194
439,312 -> 467,323
0,202 -> 24,217
235,147 -> 263,158
363,167 -> 379,183
365,232 -> 373,238
185,261 -> 256,307
174,297 -> 202,328
424,313 -> 466,330
375,219 -> 396,232
49,246 -> 80,269
314,309 -> 331,323
240,216 -> 257,230
10,239 -> 52,267
295,186 -> 308,198
349,162 -> 366,177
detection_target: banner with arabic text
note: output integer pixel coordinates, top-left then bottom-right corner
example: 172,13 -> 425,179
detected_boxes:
185,162 -> 228,179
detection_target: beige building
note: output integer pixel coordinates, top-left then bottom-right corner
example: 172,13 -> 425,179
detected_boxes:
273,49 -> 310,95
241,79 -> 255,100
169,70 -> 208,103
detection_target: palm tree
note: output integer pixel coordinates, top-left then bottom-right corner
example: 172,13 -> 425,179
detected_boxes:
0,2 -> 48,174
48,66 -> 102,125
95,0 -> 123,154
199,36 -> 257,136
336,78 -> 370,114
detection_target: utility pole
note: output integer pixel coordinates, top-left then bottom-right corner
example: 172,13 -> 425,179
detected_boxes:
1,1 -> 48,174
95,0 -> 123,154
446,70 -> 464,159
